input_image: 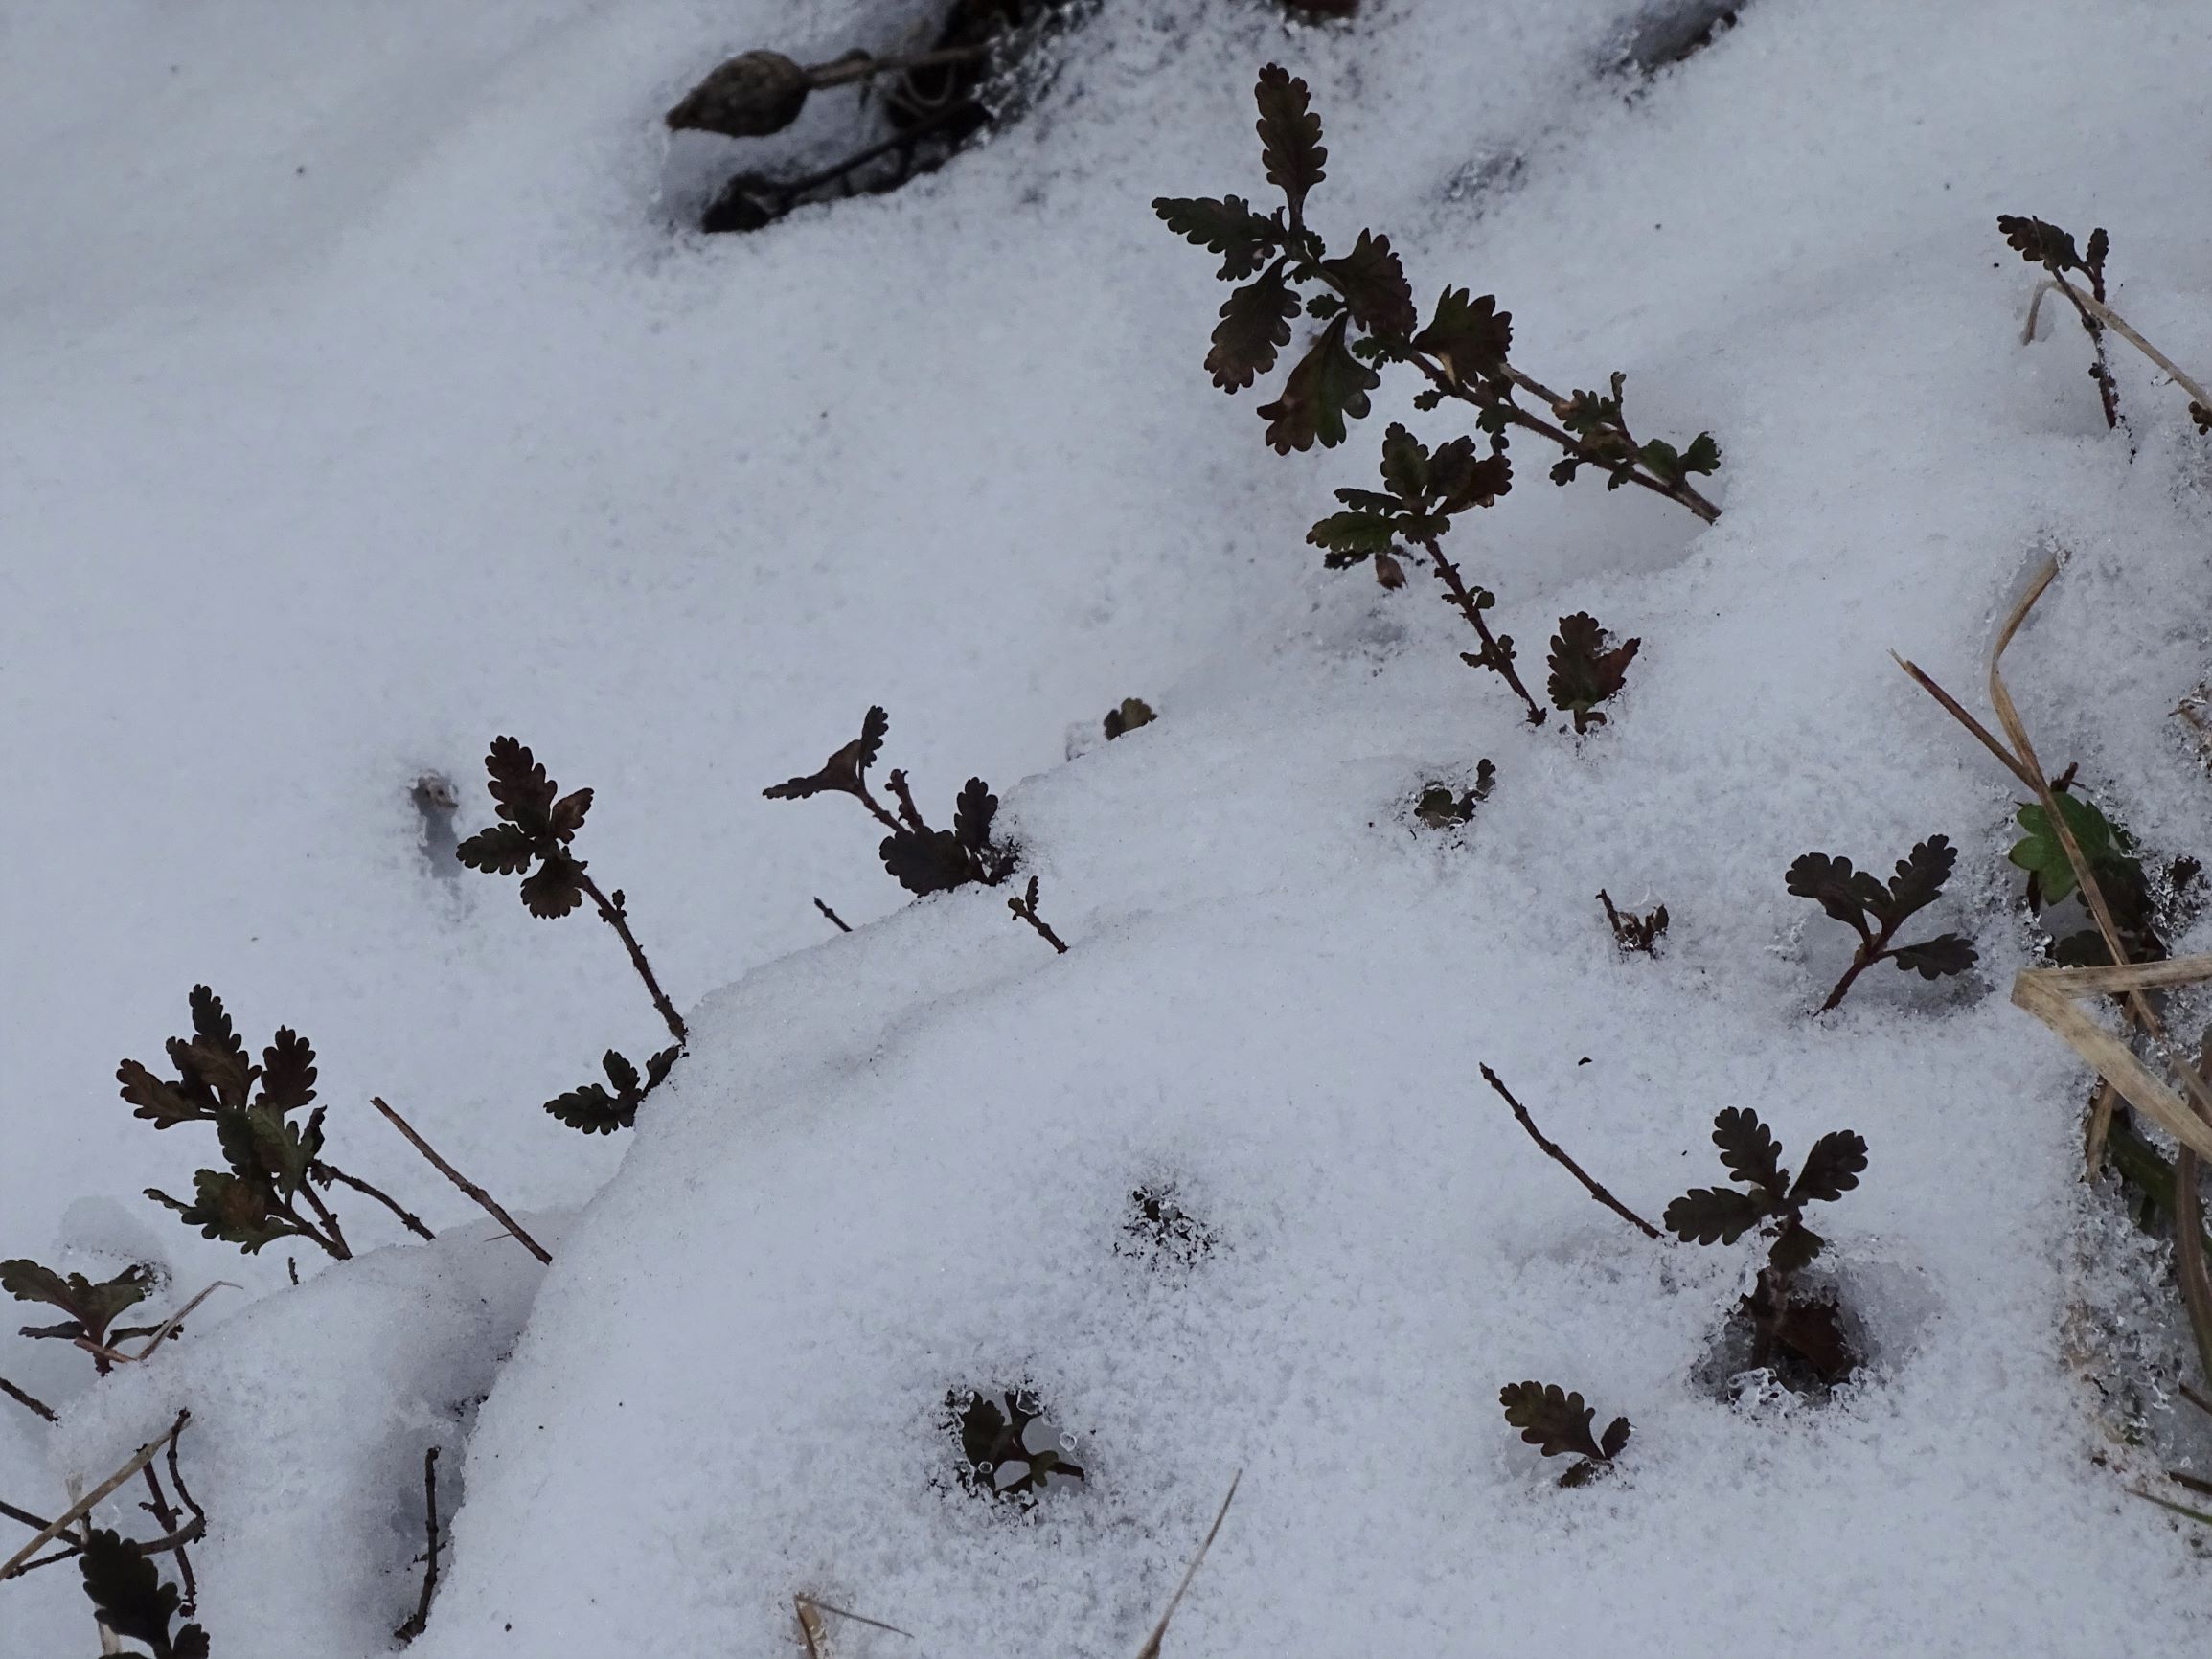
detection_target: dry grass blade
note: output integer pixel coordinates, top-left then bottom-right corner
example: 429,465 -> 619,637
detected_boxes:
2132,1485 -> 2212,1527
2173,1033 -> 2212,1391
2012,970 -> 2212,1161
1903,556 -> 2212,1387
2050,283 -> 2212,412
1888,651 -> 2040,790
129,1281 -> 240,1363
796,1596 -> 829,1659
1133,1471 -> 1241,1659
795,1594 -> 913,1652
0,1411 -> 188,1579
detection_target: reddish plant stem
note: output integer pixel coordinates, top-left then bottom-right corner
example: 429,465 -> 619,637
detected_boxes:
1414,537 -> 1547,724
315,1164 -> 437,1241
576,874 -> 687,1044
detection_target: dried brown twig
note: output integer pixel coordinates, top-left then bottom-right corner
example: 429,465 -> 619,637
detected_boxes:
394,1447 -> 443,1644
0,1376 -> 57,1424
0,1411 -> 190,1581
1481,1065 -> 1663,1239
372,1099 -> 552,1266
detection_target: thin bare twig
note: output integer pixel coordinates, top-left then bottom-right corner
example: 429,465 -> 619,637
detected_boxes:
1479,1066 -> 1663,1240
1133,1472 -> 1242,1659
138,1453 -> 195,1612
315,1165 -> 437,1241
394,1447 -> 442,1644
371,1099 -> 552,1265
0,1376 -> 57,1424
813,898 -> 854,934
0,1411 -> 189,1580
1,1498 -> 57,1533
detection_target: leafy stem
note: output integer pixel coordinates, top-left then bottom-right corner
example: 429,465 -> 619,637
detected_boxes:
1786,836 -> 1977,1012
576,873 -> 687,1045
1414,536 -> 1545,724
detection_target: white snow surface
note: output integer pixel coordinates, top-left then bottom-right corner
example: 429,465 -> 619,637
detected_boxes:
11,0 -> 2212,1653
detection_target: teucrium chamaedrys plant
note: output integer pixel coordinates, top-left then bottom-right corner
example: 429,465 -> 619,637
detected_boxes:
1786,835 -> 1977,1012
764,706 -> 1017,896
455,738 -> 687,1132
118,988 -> 427,1259
1155,65 -> 1717,727
1665,1106 -> 1869,1382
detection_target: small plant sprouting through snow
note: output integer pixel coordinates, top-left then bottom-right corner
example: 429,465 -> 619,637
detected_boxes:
1547,613 -> 1640,733
1156,65 -> 1714,725
1,1261 -> 157,1375
1599,890 -> 1669,955
457,738 -> 690,1043
1498,1381 -> 1631,1487
765,706 -> 1017,896
79,1525 -> 208,1659
947,1387 -> 1086,1501
1665,1106 -> 1868,1384
544,1047 -> 682,1135
1007,875 -> 1069,954
1118,1185 -> 1215,1267
2008,784 -> 2200,967
1997,213 -> 2119,428
1103,697 -> 1155,739
1415,760 -> 1496,829
1786,834 -> 1977,1012
121,988 -> 423,1260
457,738 -> 690,1131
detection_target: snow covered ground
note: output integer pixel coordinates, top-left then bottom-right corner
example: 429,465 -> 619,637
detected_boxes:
8,0 -> 2212,1652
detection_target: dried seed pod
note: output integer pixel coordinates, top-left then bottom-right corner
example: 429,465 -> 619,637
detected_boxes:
666,50 -> 812,139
